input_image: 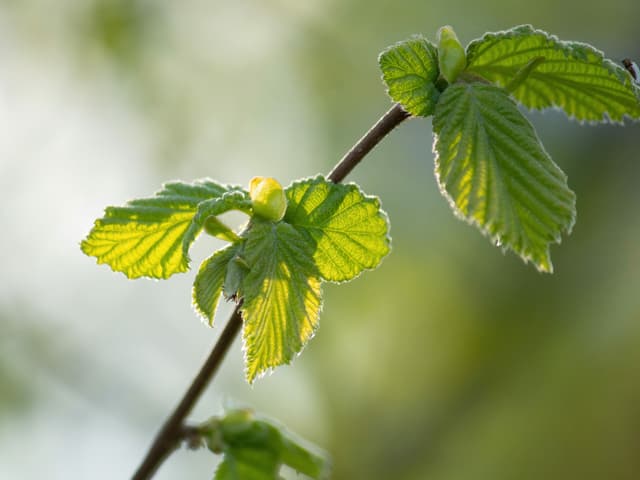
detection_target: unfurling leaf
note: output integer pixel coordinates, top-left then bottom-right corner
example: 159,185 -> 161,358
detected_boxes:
432,82 -> 576,272
437,25 -> 467,83
203,409 -> 329,480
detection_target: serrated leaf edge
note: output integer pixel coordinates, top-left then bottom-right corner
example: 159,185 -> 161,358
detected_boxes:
240,292 -> 324,384
465,24 -> 640,125
81,178 -> 243,280
284,174 -> 393,285
191,244 -> 241,327
431,84 -> 576,273
378,34 -> 441,116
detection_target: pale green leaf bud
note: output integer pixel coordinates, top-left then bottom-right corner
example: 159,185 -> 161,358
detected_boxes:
437,25 -> 467,83
249,177 -> 287,221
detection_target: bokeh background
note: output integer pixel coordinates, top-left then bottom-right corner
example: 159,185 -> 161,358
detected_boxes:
2,1 -> 640,478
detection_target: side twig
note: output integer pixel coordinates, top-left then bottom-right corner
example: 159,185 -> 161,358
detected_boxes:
131,103 -> 409,479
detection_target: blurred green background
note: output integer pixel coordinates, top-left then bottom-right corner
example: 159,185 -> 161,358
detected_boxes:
1,1 -> 640,478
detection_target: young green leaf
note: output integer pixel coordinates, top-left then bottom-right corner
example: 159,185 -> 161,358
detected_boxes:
465,25 -> 640,122
193,244 -> 242,325
81,180 -> 233,279
223,250 -> 250,300
204,409 -> 329,480
187,177 -> 391,380
284,176 -> 391,283
213,411 -> 283,480
214,455 -> 279,480
240,220 -> 322,383
432,82 -> 576,272
279,435 -> 328,478
379,36 -> 441,117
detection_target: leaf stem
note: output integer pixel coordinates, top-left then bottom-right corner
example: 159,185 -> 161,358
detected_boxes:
131,102 -> 409,479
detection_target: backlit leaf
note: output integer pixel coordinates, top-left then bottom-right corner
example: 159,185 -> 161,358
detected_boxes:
240,220 -> 321,383
81,180 -> 233,279
193,244 -> 241,325
465,25 -> 640,122
379,37 -> 441,116
284,176 -> 390,283
432,82 -> 576,272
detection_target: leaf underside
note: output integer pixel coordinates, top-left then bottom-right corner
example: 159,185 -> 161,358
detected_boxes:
432,82 -> 576,272
81,180 -> 232,279
465,24 -> 640,123
378,36 -> 441,116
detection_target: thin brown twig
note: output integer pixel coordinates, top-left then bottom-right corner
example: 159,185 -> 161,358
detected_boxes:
327,103 -> 409,183
131,103 -> 409,479
131,307 -> 243,479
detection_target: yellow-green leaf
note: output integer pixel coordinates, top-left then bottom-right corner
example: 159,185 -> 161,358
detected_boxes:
193,244 -> 241,325
81,180 -> 231,279
433,82 -> 576,272
379,36 -> 441,117
240,220 -> 322,383
284,176 -> 391,283
465,25 -> 640,123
